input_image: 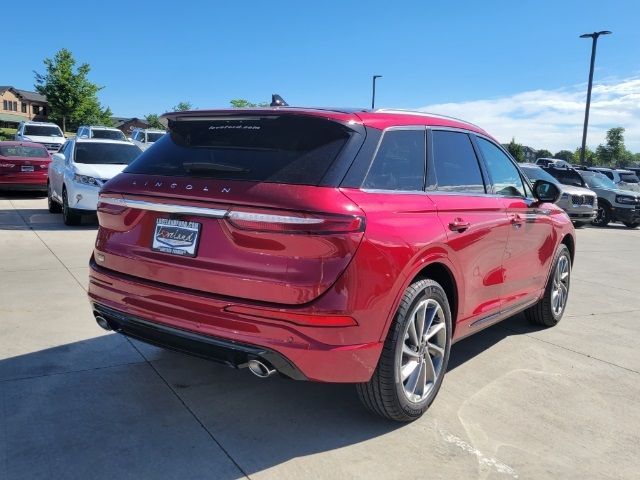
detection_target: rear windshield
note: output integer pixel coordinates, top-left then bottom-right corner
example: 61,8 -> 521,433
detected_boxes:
75,143 -> 142,165
619,173 -> 639,183
91,129 -> 126,141
521,166 -> 558,184
147,132 -> 164,142
545,167 -> 586,188
24,125 -> 63,137
0,145 -> 49,158
125,116 -> 353,185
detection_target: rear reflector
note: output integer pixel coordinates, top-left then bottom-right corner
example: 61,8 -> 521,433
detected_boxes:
226,208 -> 364,234
224,305 -> 358,327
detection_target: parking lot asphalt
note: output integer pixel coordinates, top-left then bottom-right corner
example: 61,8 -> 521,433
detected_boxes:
1,193 -> 639,480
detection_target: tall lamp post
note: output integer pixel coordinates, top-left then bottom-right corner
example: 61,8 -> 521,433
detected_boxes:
371,75 -> 382,109
579,30 -> 611,165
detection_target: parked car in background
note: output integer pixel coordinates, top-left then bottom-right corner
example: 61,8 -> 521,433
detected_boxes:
579,170 -> 640,228
536,158 -> 573,169
0,141 -> 51,192
626,166 -> 640,179
130,128 -> 165,151
47,138 -> 142,225
77,125 -> 127,142
520,163 -> 597,226
588,167 -> 640,192
14,121 -> 65,153
88,108 -> 575,422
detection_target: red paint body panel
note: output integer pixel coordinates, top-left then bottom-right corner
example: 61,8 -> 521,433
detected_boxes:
0,141 -> 50,189
88,109 -> 575,383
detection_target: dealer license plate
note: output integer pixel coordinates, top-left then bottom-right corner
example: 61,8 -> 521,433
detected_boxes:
151,218 -> 201,257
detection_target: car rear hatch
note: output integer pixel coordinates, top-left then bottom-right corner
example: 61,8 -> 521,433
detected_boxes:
95,112 -> 367,305
0,145 -> 50,177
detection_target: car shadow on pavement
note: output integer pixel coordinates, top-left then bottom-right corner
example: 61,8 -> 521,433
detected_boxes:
0,334 -> 404,479
0,206 -> 98,230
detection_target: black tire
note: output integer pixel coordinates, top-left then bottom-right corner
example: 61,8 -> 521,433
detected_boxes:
572,221 -> 586,228
356,279 -> 452,422
47,182 -> 62,213
592,204 -> 610,227
525,244 -> 571,328
623,222 -> 639,229
62,188 -> 81,226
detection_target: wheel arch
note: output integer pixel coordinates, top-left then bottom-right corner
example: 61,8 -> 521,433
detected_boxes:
560,233 -> 575,264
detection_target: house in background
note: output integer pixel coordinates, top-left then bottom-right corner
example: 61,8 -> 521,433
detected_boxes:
112,117 -> 149,135
0,86 -> 49,128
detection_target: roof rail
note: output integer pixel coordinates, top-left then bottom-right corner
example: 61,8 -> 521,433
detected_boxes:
375,108 -> 482,129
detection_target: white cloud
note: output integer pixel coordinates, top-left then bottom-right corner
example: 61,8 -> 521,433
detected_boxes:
417,77 -> 640,153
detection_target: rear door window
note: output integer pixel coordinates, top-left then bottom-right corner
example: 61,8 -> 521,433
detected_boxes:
431,130 -> 485,193
125,115 -> 355,186
362,129 -> 425,191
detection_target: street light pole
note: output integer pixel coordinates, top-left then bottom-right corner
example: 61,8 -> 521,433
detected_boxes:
579,30 -> 611,165
371,75 -> 382,109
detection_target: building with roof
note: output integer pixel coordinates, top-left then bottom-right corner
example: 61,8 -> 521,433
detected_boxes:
0,86 -> 50,127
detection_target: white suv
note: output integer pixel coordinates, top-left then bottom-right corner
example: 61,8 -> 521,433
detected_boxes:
47,138 -> 142,225
77,125 -> 127,141
15,121 -> 65,153
130,128 -> 165,151
589,167 -> 640,192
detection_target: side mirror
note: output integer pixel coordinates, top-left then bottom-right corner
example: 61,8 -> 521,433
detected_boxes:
52,153 -> 65,163
533,180 -> 560,203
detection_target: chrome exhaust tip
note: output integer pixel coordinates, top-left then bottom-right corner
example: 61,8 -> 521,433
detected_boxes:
95,315 -> 112,331
248,359 -> 276,378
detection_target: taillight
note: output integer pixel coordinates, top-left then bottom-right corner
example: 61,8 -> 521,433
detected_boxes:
225,208 -> 365,234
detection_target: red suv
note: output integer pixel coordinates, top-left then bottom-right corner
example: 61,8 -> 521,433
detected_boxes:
88,108 -> 574,421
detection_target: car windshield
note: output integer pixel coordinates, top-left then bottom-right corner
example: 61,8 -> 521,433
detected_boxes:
619,173 -> 639,183
24,125 -> 63,137
146,132 -> 164,142
521,166 -> 558,184
74,143 -> 142,165
91,129 -> 126,141
0,145 -> 49,158
583,172 -> 617,190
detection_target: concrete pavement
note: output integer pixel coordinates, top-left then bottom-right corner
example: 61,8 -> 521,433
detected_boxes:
1,193 -> 639,479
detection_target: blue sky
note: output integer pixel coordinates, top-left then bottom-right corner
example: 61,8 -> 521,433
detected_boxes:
5,0 -> 640,151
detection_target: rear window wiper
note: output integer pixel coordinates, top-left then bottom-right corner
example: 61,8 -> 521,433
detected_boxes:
183,162 -> 249,173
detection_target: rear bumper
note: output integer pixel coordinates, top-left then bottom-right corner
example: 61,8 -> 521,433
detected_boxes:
88,260 -> 384,383
0,175 -> 47,190
92,303 -> 307,380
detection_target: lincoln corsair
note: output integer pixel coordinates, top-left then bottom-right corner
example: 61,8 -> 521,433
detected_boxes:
88,108 -> 574,421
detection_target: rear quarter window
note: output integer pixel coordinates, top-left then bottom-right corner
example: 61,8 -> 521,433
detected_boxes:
362,129 -> 425,191
125,116 -> 354,186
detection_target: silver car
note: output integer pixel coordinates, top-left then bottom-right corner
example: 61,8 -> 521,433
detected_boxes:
521,164 -> 597,226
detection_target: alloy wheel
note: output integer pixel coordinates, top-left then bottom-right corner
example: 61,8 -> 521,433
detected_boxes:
551,255 -> 570,317
399,298 -> 447,403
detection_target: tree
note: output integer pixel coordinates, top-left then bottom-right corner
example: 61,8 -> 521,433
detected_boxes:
145,113 -> 164,130
536,149 -> 553,159
605,127 -> 626,164
172,101 -> 193,111
230,99 -> 269,108
34,48 -> 111,132
554,150 -> 574,162
573,146 -> 596,165
507,138 -> 525,162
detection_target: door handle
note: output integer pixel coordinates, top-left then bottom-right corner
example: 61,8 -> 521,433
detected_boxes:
510,214 -> 523,228
448,219 -> 471,232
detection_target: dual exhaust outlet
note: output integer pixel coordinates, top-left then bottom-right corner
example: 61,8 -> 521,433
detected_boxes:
94,314 -> 277,379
